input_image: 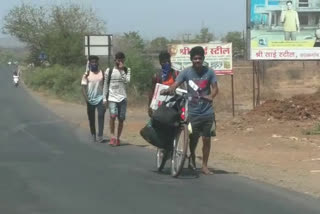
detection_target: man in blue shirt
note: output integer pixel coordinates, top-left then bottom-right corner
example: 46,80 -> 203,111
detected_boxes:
161,46 -> 219,175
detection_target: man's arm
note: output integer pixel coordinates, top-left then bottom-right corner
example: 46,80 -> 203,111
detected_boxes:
280,10 -> 285,23
296,11 -> 300,32
205,82 -> 219,101
121,68 -> 131,84
161,82 -> 182,95
102,68 -> 111,104
125,68 -> 131,83
148,74 -> 157,107
147,74 -> 158,117
203,69 -> 218,101
82,85 -> 89,103
211,82 -> 219,100
81,73 -> 89,103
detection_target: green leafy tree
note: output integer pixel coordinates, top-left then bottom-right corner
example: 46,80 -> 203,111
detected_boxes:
3,3 -> 106,65
123,31 -> 145,50
222,31 -> 245,57
194,27 -> 215,43
149,37 -> 169,52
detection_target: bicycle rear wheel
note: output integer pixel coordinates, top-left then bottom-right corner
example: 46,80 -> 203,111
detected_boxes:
171,124 -> 189,177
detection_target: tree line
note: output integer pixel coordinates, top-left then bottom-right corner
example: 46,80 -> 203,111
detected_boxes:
2,3 -> 246,97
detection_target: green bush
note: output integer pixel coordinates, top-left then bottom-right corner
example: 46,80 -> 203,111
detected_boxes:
24,64 -> 84,103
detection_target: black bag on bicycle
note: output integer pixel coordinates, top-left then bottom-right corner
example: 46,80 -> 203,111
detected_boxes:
151,98 -> 180,128
140,121 -> 174,149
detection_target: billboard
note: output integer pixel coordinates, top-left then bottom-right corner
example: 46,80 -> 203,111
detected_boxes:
249,0 -> 320,60
168,43 -> 233,75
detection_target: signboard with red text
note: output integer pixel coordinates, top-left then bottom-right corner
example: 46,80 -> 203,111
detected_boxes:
168,43 -> 233,75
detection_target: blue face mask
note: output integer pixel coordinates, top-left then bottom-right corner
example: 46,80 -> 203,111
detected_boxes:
161,62 -> 171,81
90,64 -> 98,72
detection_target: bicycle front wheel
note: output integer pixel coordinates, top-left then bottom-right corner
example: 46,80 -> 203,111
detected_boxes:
171,124 -> 189,177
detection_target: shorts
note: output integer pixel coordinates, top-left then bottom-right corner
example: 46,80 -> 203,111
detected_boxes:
190,117 -> 216,138
109,99 -> 127,121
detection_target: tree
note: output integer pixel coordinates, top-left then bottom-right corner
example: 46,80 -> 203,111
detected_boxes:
149,37 -> 169,52
113,32 -> 155,93
2,3 -> 106,65
194,27 -> 215,43
222,31 -> 245,58
123,31 -> 145,50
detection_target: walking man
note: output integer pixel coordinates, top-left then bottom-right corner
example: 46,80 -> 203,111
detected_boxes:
103,52 -> 131,146
81,55 -> 106,143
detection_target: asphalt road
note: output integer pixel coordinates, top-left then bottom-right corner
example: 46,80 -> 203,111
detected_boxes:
0,65 -> 319,214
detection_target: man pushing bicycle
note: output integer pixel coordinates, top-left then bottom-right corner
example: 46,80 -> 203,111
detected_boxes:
161,46 -> 219,175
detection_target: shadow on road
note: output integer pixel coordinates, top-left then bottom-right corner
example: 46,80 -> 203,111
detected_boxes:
153,167 -> 238,179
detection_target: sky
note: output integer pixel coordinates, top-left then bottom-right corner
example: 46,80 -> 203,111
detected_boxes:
0,0 -> 247,40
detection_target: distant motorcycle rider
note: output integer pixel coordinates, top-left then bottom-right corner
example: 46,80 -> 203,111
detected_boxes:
13,69 -> 19,87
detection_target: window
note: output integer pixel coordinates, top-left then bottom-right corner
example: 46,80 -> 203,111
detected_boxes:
299,0 -> 309,7
299,14 -> 308,25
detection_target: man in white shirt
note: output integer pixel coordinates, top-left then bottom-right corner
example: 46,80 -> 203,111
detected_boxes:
103,52 -> 131,146
81,55 -> 106,143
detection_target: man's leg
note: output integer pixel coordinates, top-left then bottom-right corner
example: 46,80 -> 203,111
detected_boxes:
116,99 -> 127,145
108,102 -> 118,144
189,133 -> 199,170
117,120 -> 124,140
201,136 -> 212,175
96,101 -> 106,142
86,102 -> 96,141
291,32 -> 297,40
109,118 -> 116,137
284,31 -> 291,41
200,119 -> 215,175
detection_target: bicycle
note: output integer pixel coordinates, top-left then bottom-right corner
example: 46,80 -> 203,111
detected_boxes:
156,92 -> 190,177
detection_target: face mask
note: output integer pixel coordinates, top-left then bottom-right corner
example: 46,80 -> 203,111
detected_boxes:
161,62 -> 171,71
90,64 -> 98,72
161,62 -> 171,81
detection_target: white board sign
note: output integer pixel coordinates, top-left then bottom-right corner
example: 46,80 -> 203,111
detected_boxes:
85,47 -> 110,56
85,36 -> 111,46
84,35 -> 112,56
